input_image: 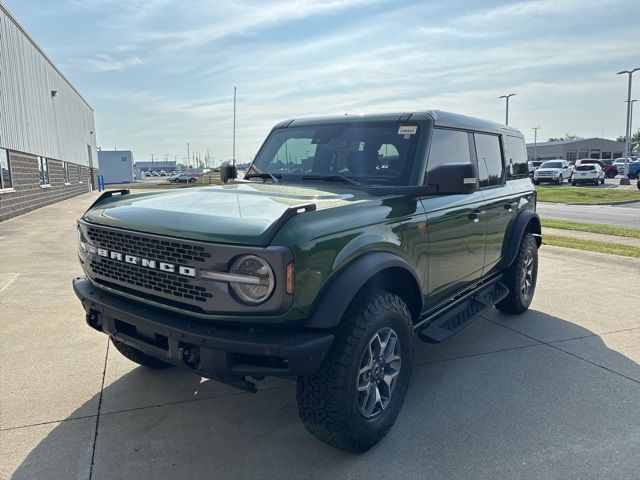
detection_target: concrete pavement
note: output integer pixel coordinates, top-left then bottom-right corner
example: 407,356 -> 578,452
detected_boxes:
2,193 -> 640,480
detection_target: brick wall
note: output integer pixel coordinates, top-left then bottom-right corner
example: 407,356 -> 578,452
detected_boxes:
0,151 -> 97,222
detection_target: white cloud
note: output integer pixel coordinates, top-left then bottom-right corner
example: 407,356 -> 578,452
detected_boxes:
82,54 -> 144,72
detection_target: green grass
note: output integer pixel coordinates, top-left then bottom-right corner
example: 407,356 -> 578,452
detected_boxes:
541,219 -> 640,239
536,185 -> 640,204
543,234 -> 640,259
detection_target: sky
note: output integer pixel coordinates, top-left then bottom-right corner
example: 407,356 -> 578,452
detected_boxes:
4,0 -> 640,164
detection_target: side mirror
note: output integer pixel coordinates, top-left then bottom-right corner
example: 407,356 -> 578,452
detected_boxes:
220,165 -> 237,183
426,162 -> 478,195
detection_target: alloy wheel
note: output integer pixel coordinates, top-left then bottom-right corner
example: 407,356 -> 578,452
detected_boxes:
521,249 -> 534,299
356,327 -> 402,419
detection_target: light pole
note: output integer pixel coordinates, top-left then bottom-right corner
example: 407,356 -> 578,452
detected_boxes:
499,93 -> 517,125
629,99 -> 637,146
617,68 -> 639,185
186,143 -> 190,169
532,126 -> 540,161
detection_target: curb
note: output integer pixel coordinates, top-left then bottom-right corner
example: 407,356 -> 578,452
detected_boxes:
539,200 -> 640,206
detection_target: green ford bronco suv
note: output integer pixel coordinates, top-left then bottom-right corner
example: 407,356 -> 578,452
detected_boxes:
74,111 -> 541,452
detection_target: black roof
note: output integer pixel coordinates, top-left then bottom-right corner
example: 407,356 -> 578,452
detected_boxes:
281,110 -> 523,137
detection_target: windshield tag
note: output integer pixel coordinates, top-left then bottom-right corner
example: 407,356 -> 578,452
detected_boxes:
398,125 -> 417,135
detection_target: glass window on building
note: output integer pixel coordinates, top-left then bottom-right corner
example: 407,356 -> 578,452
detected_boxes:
38,157 -> 50,185
566,151 -> 577,162
63,162 -> 70,183
0,148 -> 13,190
474,133 -> 504,187
577,150 -> 589,159
590,149 -> 601,159
78,165 -> 83,182
602,152 -> 612,160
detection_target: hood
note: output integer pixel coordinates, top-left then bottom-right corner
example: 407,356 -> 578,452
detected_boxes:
83,183 -> 370,246
535,167 -> 562,173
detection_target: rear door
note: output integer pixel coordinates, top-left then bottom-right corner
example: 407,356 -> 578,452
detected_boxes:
422,128 -> 486,309
474,132 -> 514,273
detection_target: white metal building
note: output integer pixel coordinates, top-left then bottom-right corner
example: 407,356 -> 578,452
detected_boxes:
0,1 -> 98,221
97,150 -> 134,184
526,138 -> 625,162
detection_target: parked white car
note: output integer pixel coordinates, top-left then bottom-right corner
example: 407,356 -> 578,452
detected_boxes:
613,158 -> 633,173
571,164 -> 605,186
532,160 -> 573,185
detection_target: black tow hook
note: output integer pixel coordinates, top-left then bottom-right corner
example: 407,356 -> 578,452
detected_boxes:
179,342 -> 199,369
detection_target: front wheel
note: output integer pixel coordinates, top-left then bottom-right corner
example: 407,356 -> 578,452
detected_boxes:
297,288 -> 414,453
557,175 -> 563,185
533,180 -> 540,185
496,232 -> 538,314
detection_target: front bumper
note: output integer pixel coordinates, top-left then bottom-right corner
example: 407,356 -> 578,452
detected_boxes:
73,277 -> 333,386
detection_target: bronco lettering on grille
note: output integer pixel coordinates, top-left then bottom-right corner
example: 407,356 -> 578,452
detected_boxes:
96,248 -> 196,277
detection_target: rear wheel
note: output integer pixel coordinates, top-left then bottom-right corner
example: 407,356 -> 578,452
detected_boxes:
297,288 -> 414,453
111,338 -> 174,369
496,232 -> 538,314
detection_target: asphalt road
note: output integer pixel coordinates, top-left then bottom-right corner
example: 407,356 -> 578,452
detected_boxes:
537,201 -> 640,228
3,193 -> 640,480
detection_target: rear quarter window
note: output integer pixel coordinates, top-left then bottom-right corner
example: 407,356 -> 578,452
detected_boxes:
504,135 -> 528,179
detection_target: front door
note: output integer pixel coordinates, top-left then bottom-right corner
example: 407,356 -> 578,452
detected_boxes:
421,128 -> 486,309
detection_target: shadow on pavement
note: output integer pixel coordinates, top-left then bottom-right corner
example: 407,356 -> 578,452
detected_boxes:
11,310 -> 640,480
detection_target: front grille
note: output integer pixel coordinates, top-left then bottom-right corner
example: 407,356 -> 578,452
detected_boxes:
86,227 -> 211,264
86,226 -> 214,305
90,257 -> 212,303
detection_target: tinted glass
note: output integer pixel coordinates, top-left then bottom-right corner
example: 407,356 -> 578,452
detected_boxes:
474,133 -> 503,187
504,135 -> 528,179
426,129 -> 471,178
251,123 -> 420,186
0,148 -> 12,189
576,165 -> 596,171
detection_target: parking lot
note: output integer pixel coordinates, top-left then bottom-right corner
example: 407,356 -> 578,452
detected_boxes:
2,192 -> 640,480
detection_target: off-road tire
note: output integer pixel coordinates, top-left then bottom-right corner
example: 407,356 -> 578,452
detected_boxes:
496,232 -> 538,314
110,337 -> 174,369
296,288 -> 414,453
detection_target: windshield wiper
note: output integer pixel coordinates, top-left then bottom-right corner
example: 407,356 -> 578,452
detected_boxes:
301,175 -> 361,187
244,172 -> 281,183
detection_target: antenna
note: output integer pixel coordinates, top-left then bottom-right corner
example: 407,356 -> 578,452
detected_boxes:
233,86 -> 236,168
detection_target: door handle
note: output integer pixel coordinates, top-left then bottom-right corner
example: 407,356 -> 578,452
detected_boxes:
469,210 -> 484,223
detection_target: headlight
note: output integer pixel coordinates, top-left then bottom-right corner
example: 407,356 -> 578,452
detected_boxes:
77,226 -> 97,254
229,255 -> 275,304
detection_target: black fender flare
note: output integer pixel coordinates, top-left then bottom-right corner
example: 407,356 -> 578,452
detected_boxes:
305,251 -> 423,330
499,210 -> 541,269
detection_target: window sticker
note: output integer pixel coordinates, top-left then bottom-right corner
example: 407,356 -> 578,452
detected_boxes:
398,125 -> 417,135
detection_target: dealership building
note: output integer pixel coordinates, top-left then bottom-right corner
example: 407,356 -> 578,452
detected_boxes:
0,2 -> 98,222
526,138 -> 625,163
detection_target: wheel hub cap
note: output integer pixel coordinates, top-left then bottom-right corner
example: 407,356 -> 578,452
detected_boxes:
356,327 -> 402,419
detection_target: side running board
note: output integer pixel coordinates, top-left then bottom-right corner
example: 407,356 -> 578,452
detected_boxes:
418,281 -> 509,343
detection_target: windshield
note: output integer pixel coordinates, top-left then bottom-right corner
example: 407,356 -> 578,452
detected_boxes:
540,161 -> 563,168
249,123 -> 420,186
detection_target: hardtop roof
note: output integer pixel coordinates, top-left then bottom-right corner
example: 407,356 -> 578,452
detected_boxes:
282,110 -> 523,137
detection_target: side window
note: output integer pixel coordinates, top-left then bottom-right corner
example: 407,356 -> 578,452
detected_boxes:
504,135 -> 528,179
474,133 -> 504,188
272,138 -> 317,174
0,148 -> 12,190
426,129 -> 471,181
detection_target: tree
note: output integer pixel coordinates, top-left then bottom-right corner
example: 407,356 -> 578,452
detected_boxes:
547,134 -> 583,142
616,129 -> 640,155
